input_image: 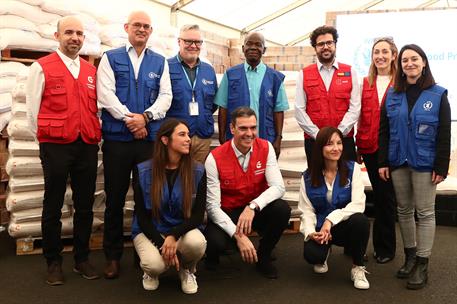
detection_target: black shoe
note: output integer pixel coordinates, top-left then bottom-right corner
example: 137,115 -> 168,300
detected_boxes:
376,256 -> 394,264
407,256 -> 429,290
46,261 -> 64,286
74,261 -> 100,280
256,261 -> 278,279
397,247 -> 416,279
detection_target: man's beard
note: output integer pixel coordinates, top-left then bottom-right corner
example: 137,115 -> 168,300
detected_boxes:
317,52 -> 335,65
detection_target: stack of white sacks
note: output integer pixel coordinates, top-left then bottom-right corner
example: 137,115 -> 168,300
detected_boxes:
0,0 -> 101,56
5,65 -> 104,238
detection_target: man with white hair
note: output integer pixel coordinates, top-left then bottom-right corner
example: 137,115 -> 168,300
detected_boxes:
215,32 -> 289,158
26,15 -> 101,285
166,24 -> 217,164
97,10 -> 172,279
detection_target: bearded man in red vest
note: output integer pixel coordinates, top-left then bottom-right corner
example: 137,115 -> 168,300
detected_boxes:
204,106 -> 290,279
26,16 -> 101,285
295,25 -> 360,164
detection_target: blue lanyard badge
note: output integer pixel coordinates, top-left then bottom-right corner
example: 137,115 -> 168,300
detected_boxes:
179,58 -> 199,116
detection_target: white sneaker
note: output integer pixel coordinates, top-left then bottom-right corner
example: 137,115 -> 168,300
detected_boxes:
313,249 -> 330,274
313,261 -> 328,274
179,268 -> 198,294
351,266 -> 370,290
142,273 -> 159,291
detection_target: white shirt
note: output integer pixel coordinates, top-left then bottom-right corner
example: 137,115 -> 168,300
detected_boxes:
376,75 -> 391,105
294,61 -> 361,139
96,43 -> 172,121
205,140 -> 286,237
26,49 -> 80,136
298,162 -> 366,241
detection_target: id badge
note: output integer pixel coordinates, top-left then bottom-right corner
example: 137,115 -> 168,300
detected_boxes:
189,100 -> 199,116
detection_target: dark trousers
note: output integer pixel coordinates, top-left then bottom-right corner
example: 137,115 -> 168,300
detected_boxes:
303,213 -> 369,266
102,140 -> 154,260
204,199 -> 291,262
40,139 -> 99,265
363,151 -> 397,258
305,136 -> 356,165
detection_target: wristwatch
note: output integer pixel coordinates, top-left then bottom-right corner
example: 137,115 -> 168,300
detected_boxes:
143,111 -> 153,123
248,202 -> 257,211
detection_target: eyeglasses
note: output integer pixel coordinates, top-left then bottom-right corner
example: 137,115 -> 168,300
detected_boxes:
179,38 -> 203,47
129,23 -> 151,30
373,36 -> 394,44
315,40 -> 335,48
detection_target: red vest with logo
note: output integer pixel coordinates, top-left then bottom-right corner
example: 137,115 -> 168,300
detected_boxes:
302,63 -> 353,139
212,138 -> 269,212
356,76 -> 391,154
37,52 -> 101,144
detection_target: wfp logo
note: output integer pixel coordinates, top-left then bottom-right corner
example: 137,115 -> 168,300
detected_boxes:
423,101 -> 433,111
148,72 -> 159,79
267,89 -> 273,97
202,78 -> 214,85
352,39 -> 372,77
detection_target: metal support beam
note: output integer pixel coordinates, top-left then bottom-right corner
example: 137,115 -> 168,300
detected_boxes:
286,32 -> 311,46
241,0 -> 312,34
170,0 -> 196,26
417,0 -> 440,8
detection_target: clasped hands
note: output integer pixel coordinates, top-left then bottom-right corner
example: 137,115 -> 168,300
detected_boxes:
234,205 -> 258,264
309,219 -> 333,245
125,113 -> 148,139
160,235 -> 180,271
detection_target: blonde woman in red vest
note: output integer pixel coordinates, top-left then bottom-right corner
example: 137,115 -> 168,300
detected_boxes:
356,37 -> 398,264
26,16 -> 101,285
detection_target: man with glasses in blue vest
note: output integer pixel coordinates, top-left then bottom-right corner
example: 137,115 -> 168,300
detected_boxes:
167,24 -> 217,164
97,10 -> 172,279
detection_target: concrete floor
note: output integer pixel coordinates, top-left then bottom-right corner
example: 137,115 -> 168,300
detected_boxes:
0,225 -> 456,304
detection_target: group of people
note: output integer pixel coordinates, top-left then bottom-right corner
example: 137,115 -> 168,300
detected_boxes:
25,10 -> 450,294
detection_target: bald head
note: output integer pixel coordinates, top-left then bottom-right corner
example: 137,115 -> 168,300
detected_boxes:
124,11 -> 152,51
55,16 -> 85,59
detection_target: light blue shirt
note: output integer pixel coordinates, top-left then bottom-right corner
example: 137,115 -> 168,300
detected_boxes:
214,62 -> 289,123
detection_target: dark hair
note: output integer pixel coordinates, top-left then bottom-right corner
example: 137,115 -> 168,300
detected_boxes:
151,118 -> 193,220
230,106 -> 257,126
393,44 -> 435,92
368,37 -> 398,86
310,25 -> 338,48
309,126 -> 348,188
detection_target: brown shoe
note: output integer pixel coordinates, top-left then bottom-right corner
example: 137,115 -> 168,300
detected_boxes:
46,261 -> 64,286
73,261 -> 100,280
104,260 -> 120,279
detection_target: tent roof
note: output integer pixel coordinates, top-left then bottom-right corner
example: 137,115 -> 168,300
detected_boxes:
153,0 -> 457,45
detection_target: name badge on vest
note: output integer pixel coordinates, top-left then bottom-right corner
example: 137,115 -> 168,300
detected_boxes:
189,99 -> 199,116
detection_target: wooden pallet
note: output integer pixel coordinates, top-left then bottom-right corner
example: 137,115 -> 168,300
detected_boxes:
1,48 -> 98,65
15,232 -> 133,256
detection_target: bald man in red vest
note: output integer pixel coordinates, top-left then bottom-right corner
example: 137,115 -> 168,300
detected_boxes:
204,106 -> 290,279
26,16 -> 101,285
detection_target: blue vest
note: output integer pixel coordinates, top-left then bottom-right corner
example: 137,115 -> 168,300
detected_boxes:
102,47 -> 165,142
225,64 -> 285,143
131,160 -> 205,238
166,56 -> 217,138
386,85 -> 445,171
303,161 -> 355,230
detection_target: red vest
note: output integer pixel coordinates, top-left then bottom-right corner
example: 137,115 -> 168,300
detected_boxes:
356,76 -> 391,154
37,52 -> 101,144
302,63 -> 353,139
212,138 -> 269,212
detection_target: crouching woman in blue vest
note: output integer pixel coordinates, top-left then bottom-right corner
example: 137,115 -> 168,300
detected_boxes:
131,118 -> 207,294
298,126 -> 370,290
378,44 -> 451,290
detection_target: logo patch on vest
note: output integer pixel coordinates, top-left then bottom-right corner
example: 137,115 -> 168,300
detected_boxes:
344,178 -> 352,189
88,76 -> 94,83
337,72 -> 351,77
202,78 -> 214,85
148,72 -> 160,79
423,100 -> 433,111
254,161 -> 265,175
267,89 -> 273,97
87,76 -> 95,89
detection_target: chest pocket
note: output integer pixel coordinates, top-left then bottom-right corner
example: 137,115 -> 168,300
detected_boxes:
45,72 -> 67,112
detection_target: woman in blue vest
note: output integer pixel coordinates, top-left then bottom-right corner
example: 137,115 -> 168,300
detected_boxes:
378,44 -> 451,290
131,118 -> 207,294
298,126 -> 370,290
356,37 -> 398,264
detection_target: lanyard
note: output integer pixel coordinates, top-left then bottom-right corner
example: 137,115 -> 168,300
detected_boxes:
178,56 -> 199,97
